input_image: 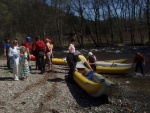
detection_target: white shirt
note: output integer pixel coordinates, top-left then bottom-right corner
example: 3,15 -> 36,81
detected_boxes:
8,46 -> 23,57
46,42 -> 52,55
68,44 -> 75,53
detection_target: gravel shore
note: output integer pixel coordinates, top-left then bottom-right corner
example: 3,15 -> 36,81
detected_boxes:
0,46 -> 150,113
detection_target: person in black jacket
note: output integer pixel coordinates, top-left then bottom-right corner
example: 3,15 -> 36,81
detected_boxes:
4,38 -> 11,69
133,52 -> 145,76
66,52 -> 77,83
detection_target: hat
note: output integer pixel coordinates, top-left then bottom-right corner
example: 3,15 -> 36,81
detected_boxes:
26,36 -> 31,41
46,38 -> 52,42
88,52 -> 93,56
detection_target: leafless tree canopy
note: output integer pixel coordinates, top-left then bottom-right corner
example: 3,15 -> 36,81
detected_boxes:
0,0 -> 150,47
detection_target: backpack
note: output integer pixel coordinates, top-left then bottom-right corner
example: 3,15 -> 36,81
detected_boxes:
35,40 -> 45,50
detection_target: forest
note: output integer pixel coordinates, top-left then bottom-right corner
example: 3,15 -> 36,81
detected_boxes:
0,0 -> 150,47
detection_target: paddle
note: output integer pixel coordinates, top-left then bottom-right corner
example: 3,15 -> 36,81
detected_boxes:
87,70 -> 95,79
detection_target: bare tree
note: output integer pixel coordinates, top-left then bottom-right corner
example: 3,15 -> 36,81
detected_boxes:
145,0 -> 150,42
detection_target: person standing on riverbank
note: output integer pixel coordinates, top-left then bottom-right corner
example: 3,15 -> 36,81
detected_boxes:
32,38 -> 38,70
68,38 -> 76,53
133,52 -> 145,76
33,36 -> 46,74
20,46 -> 30,81
66,38 -> 77,83
8,40 -> 24,80
22,36 -> 31,60
50,40 -> 54,66
4,38 -> 11,69
45,38 -> 52,71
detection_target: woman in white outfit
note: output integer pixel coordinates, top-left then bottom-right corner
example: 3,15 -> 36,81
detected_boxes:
8,40 -> 24,81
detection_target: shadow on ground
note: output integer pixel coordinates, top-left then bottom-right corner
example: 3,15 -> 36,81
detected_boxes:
65,75 -> 109,107
47,78 -> 65,83
0,77 -> 14,81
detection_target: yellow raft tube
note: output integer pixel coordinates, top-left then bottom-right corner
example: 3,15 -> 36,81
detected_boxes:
96,66 -> 133,74
52,58 -> 67,65
73,69 -> 115,97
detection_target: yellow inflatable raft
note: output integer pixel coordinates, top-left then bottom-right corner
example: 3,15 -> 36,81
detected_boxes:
20,54 -> 67,65
96,66 -> 133,74
73,69 -> 115,97
97,58 -> 127,63
52,58 -> 67,65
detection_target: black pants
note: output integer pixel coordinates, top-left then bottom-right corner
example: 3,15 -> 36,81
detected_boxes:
135,62 -> 144,74
37,51 -> 45,73
6,55 -> 10,69
90,64 -> 96,71
66,53 -> 76,83
33,51 -> 38,69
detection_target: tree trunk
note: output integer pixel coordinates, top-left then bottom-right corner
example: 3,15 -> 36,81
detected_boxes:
146,0 -> 150,42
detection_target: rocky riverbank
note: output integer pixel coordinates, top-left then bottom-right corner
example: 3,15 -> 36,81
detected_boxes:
0,46 -> 150,113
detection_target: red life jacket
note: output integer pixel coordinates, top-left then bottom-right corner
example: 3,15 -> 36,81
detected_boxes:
35,40 -> 46,51
134,55 -> 145,62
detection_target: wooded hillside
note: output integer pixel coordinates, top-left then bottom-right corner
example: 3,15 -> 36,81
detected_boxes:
0,0 -> 150,47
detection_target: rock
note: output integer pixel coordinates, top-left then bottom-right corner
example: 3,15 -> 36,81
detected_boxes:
116,50 -> 122,53
126,81 -> 130,84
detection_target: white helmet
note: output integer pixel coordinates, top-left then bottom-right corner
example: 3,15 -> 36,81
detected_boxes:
88,52 -> 93,56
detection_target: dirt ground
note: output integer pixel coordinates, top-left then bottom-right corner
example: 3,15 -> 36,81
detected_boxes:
0,46 -> 150,113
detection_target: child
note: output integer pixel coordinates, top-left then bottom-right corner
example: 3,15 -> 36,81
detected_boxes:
21,46 -> 30,81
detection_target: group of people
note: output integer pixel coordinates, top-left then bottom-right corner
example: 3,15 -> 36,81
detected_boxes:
3,35 -> 53,81
66,37 -> 146,83
3,35 -> 146,82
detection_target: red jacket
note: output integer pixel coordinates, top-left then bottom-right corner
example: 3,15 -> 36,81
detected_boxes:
22,41 -> 31,52
134,55 -> 145,63
33,40 -> 46,51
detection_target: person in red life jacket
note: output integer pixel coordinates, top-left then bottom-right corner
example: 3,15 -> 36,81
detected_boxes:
133,52 -> 145,76
22,36 -> 31,60
87,52 -> 97,71
45,38 -> 52,71
34,36 -> 46,74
